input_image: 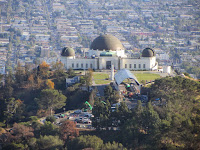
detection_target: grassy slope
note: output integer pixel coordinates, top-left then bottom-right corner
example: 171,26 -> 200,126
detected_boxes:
134,73 -> 161,82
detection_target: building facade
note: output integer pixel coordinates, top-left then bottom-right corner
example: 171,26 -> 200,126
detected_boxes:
60,34 -> 158,71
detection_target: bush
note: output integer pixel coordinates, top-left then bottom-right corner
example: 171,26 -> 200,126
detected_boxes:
184,72 -> 190,77
46,116 -> 56,123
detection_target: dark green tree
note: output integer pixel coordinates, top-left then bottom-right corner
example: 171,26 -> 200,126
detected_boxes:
40,121 -> 59,136
69,135 -> 103,150
37,135 -> 64,150
36,89 -> 67,116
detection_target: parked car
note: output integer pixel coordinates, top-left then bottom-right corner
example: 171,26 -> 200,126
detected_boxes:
74,110 -> 82,114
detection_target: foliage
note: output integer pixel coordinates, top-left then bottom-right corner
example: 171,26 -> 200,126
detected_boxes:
66,89 -> 89,110
15,62 -> 25,85
38,61 -> 50,79
91,77 -> 200,149
181,62 -> 200,78
37,135 -> 64,150
85,69 -> 93,90
46,116 -> 56,123
0,123 -> 34,149
59,120 -> 79,141
4,98 -> 23,126
36,89 -> 67,116
10,123 -> 34,140
103,141 -> 127,150
46,79 -> 55,89
40,121 -> 59,136
104,85 -> 120,104
69,135 -> 103,150
69,135 -> 127,150
67,68 -> 75,78
52,61 -> 66,78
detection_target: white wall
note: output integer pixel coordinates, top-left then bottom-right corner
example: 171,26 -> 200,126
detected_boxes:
121,57 -> 156,70
61,56 -> 157,71
61,57 -> 97,69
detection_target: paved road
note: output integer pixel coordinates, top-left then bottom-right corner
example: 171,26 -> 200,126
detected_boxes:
94,85 -> 107,97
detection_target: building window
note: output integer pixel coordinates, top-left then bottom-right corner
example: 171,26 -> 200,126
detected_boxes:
72,63 -> 74,68
90,64 -> 92,68
134,64 -> 136,68
139,64 -> 141,68
86,64 -> 88,68
125,64 -> 127,68
76,63 -> 79,68
143,64 -> 145,68
129,64 -> 132,68
81,64 -> 83,68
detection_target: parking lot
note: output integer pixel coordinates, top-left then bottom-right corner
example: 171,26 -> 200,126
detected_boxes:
41,110 -> 94,130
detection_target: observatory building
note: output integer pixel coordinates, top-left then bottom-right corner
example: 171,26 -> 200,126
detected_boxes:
60,34 -> 158,71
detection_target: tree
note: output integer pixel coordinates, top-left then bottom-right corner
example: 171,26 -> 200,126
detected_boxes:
103,141 -> 127,150
45,116 -> 56,123
10,123 -> 34,141
36,89 -> 67,116
45,79 -> 54,89
85,69 -> 93,91
40,121 -> 59,136
59,120 -> 79,141
37,135 -> 64,150
92,100 -> 112,130
104,85 -> 120,104
15,62 -> 25,85
4,98 -> 22,127
88,90 -> 95,106
52,61 -> 66,77
69,135 -> 103,150
38,61 -> 50,79
67,68 -> 75,77
141,102 -> 161,134
104,85 -> 113,100
3,72 -> 14,99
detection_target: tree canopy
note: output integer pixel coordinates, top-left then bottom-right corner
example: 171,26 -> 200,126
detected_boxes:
36,89 -> 67,116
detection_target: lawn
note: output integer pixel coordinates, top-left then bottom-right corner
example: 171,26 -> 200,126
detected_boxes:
95,80 -> 111,84
93,73 -> 109,80
134,73 -> 161,82
92,72 -> 160,84
93,73 -> 111,84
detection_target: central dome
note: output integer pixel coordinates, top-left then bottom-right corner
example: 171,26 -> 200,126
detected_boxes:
90,34 -> 124,51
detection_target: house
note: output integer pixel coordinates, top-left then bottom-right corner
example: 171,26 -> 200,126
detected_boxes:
66,76 -> 80,87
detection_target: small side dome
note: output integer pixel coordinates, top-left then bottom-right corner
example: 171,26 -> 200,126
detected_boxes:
61,47 -> 75,57
142,48 -> 155,57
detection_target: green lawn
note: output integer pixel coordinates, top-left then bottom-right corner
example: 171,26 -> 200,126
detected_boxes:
95,80 -> 111,84
93,73 -> 109,80
134,73 -> 161,82
92,72 -> 160,84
